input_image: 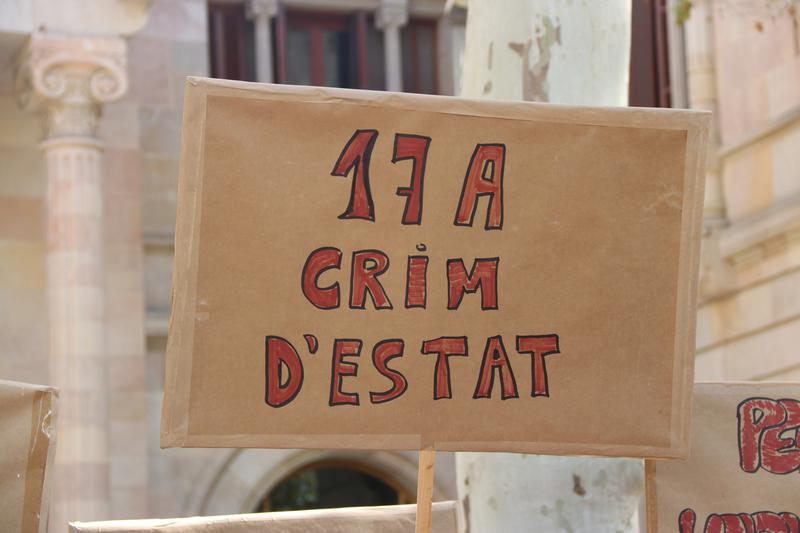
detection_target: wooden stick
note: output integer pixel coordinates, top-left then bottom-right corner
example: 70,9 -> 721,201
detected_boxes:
415,449 -> 436,533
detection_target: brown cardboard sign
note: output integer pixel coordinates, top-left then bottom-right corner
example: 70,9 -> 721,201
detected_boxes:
0,379 -> 58,533
161,77 -> 709,457
646,383 -> 800,532
70,502 -> 460,532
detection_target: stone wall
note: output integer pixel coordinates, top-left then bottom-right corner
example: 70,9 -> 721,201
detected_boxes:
129,0 -> 459,519
8,0 -> 797,524
126,0 -> 215,518
694,3 -> 800,382
0,0 -> 212,522
0,90 -> 48,385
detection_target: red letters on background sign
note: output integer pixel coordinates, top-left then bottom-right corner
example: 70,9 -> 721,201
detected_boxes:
738,397 -> 800,475
674,397 -> 800,532
679,508 -> 800,533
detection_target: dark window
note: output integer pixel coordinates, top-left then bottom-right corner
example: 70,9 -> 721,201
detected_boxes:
364,15 -> 387,90
208,2 -> 256,81
281,11 -> 353,87
402,19 -> 438,94
257,461 -> 412,513
206,5 -> 440,93
274,10 -> 385,89
629,0 -> 671,107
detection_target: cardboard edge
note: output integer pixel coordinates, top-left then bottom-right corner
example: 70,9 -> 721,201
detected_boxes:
160,78 -> 209,448
34,388 -> 58,533
164,78 -> 712,456
0,380 -> 60,533
669,112 -> 711,459
192,76 -> 711,130
0,379 -> 59,392
69,501 -> 461,532
168,433 -> 689,459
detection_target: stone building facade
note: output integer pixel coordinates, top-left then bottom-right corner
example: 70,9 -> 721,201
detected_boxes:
690,0 -> 800,384
0,1 -> 461,530
0,0 -> 797,530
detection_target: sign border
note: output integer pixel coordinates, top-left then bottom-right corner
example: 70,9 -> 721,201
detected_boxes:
161,77 -> 710,458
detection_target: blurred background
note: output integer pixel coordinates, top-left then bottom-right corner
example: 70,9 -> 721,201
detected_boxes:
0,0 -> 798,531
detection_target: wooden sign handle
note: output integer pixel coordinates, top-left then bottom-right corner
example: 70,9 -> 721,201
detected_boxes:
415,449 -> 436,533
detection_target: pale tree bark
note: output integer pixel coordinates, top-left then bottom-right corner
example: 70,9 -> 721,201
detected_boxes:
461,0 -> 631,105
457,1 -> 644,532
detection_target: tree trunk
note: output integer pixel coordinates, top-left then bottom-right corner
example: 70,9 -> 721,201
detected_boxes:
457,1 -> 644,531
461,0 -> 631,105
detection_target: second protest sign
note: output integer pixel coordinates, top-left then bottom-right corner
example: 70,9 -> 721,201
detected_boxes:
162,78 -> 709,458
646,383 -> 800,532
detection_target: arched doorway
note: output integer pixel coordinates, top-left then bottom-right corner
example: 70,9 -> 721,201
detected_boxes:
256,459 -> 414,512
192,449 -> 451,517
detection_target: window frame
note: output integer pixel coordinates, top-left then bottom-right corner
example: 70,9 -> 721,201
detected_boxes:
402,17 -> 440,95
629,0 -> 672,107
208,1 -> 256,82
275,8 -> 374,88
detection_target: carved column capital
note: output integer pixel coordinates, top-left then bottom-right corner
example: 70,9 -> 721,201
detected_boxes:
376,0 -> 409,29
15,31 -> 128,140
246,0 -> 279,20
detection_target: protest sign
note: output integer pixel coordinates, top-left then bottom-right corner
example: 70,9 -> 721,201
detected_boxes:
646,383 -> 800,532
0,379 -> 58,533
162,77 -> 709,458
70,501 -> 460,532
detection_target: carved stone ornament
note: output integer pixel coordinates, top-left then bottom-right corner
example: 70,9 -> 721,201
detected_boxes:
15,31 -> 128,139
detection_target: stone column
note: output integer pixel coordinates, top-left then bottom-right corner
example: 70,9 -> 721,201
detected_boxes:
16,30 -> 128,530
246,0 -> 279,83
376,0 -> 408,92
